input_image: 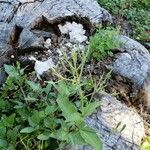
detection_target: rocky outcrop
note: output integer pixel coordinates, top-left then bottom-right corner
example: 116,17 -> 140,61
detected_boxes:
67,94 -> 145,150
0,23 -> 16,57
0,67 -> 6,86
0,23 -> 18,85
112,35 -> 150,88
11,0 -> 112,28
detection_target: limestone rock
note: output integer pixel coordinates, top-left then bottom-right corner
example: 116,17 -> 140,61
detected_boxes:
0,23 -> 16,55
112,35 -> 150,88
0,67 -> 6,86
67,94 -> 145,150
0,1 -> 19,23
18,28 -> 46,52
10,0 -> 112,28
0,22 -> 17,78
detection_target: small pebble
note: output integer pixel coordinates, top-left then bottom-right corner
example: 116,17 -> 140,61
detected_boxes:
47,50 -> 51,53
11,55 -> 15,58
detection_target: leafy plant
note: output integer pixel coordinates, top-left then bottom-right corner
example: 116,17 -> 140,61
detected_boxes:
98,0 -> 150,42
0,50 -> 107,149
89,28 -> 120,60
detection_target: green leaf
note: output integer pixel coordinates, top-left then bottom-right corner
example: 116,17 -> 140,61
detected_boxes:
17,108 -> 29,120
7,128 -> 18,144
145,42 -> 150,47
80,127 -> 103,150
68,131 -> 86,145
37,133 -> 50,141
82,101 -> 101,117
28,111 -> 43,127
65,113 -> 82,123
20,127 -> 35,133
0,139 -> 7,148
7,145 -> 15,150
44,117 -> 56,129
4,65 -> 19,79
45,105 -> 57,115
0,100 -> 7,110
50,129 -> 68,141
108,51 -> 113,56
0,128 -> 6,138
39,111 -> 45,118
57,95 -> 77,118
56,81 -> 70,97
27,80 -> 41,91
43,83 -> 52,95
2,114 -> 16,128
68,83 -> 79,95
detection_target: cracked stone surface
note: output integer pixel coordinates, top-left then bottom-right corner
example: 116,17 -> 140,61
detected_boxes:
0,23 -> 17,66
0,1 -> 111,51
67,94 -> 145,150
0,1 -> 19,23
1,0 -> 112,27
111,35 -> 150,88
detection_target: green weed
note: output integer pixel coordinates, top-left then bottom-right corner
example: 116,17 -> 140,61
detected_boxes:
0,50 -> 108,150
98,0 -> 150,42
89,28 -> 120,60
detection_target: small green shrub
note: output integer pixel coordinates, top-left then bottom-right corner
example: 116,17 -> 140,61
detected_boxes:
89,28 -> 120,60
0,51 -> 107,150
98,0 -> 150,42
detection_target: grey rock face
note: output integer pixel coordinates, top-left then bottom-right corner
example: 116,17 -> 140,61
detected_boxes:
10,0 -> 112,28
0,23 -> 17,69
112,35 -> 150,88
18,28 -> 46,52
0,1 -> 19,23
95,94 -> 144,150
0,67 -> 6,86
0,24 -> 14,85
67,94 -> 145,150
0,23 -> 16,55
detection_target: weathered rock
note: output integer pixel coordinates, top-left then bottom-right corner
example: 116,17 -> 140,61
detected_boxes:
31,30 -> 53,38
17,28 -> 45,52
10,0 -> 112,28
0,23 -> 16,54
0,67 -> 6,86
0,22 -> 18,74
1,0 -> 112,27
0,1 -> 19,23
67,93 -> 145,150
112,35 -> 150,88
